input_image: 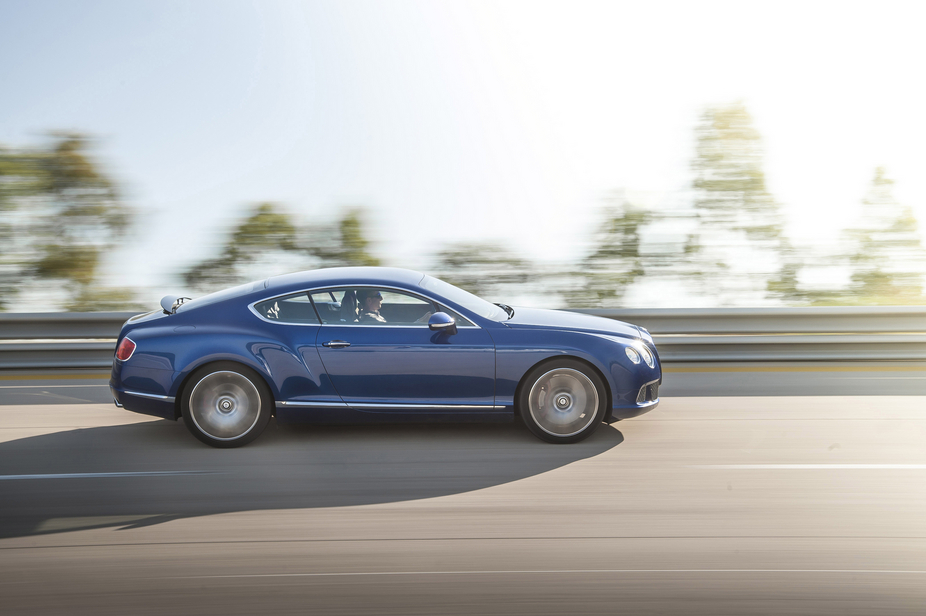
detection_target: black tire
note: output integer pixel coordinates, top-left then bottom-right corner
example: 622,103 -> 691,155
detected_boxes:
518,358 -> 608,444
181,362 -> 273,448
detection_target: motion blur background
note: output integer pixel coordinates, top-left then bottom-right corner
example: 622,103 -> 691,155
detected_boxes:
4,0 -> 926,311
5,4 -> 926,614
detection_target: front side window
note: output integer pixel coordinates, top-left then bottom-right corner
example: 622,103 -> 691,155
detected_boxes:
253,292 -> 319,324
310,287 -> 438,326
420,275 -> 508,321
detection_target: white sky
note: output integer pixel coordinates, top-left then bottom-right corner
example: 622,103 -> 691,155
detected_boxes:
2,0 -> 926,306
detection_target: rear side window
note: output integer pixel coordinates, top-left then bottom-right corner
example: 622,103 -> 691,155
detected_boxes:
253,293 -> 320,324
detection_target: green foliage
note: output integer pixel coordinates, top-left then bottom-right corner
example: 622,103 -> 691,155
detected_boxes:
431,243 -> 531,299
0,134 -> 133,310
689,102 -> 787,304
841,168 -> 926,304
308,209 -> 381,267
66,286 -> 145,312
229,203 -> 297,254
184,203 -> 299,292
183,205 -> 381,292
566,200 -> 651,307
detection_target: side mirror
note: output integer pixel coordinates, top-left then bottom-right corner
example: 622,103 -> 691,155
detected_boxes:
428,312 -> 457,336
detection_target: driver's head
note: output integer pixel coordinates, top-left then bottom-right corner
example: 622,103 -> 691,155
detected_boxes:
357,289 -> 383,311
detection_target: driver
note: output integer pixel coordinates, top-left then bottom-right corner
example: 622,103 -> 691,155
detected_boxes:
357,289 -> 387,323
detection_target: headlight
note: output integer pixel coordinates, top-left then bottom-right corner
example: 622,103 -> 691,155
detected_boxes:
625,347 -> 641,364
637,344 -> 655,369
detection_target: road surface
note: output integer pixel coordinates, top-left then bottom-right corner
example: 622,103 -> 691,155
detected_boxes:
1,381 -> 925,614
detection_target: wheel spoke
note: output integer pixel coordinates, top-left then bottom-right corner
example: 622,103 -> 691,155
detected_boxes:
528,368 -> 599,437
189,371 -> 262,441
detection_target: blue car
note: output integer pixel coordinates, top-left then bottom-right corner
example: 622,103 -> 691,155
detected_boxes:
110,267 -> 660,447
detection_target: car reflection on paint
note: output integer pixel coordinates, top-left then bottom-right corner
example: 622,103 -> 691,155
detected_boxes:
110,267 -> 661,448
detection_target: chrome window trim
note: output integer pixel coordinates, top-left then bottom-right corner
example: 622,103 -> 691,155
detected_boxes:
318,323 -> 470,329
248,291 -> 321,327
124,390 -> 175,402
250,284 -> 480,329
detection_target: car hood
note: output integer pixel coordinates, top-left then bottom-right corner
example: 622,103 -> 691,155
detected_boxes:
504,307 -> 642,340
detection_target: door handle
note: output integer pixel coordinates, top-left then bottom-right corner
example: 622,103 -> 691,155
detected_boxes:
322,340 -> 351,348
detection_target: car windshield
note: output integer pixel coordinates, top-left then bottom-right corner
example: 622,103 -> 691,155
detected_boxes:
420,275 -> 508,321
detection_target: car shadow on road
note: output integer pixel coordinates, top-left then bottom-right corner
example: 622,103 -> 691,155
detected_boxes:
0,418 -> 624,539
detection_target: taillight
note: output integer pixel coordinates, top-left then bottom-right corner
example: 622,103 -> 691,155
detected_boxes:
115,337 -> 136,361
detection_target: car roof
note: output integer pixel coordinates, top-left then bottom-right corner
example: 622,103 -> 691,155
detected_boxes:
266,267 -> 427,293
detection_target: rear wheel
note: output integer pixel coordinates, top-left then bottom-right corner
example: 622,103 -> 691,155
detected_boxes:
518,359 -> 607,444
181,363 -> 272,448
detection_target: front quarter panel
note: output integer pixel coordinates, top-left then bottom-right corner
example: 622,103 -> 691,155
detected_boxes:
493,327 -> 661,415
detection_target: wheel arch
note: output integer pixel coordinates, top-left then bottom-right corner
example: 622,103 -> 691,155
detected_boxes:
512,354 -> 613,421
173,359 -> 277,420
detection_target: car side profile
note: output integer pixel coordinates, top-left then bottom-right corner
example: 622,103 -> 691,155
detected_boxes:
110,267 -> 661,447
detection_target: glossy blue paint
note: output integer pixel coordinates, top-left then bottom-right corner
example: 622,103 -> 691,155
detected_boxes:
316,324 -> 495,407
110,267 -> 662,427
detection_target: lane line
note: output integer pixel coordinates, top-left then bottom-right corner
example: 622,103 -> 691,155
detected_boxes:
179,568 -> 926,579
0,384 -> 109,389
0,373 -> 110,381
664,365 -> 926,373
692,464 -> 926,469
7,536 -> 926,552
0,471 -> 215,480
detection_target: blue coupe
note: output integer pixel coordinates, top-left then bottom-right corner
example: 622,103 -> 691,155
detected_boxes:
110,267 -> 661,447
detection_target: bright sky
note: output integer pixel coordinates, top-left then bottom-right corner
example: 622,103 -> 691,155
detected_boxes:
2,0 -> 926,305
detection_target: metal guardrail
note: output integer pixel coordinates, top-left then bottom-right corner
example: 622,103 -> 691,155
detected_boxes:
1,307 -> 925,369
0,312 -> 137,370
578,306 -> 926,362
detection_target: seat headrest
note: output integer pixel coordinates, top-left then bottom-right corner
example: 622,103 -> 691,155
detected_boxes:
340,290 -> 358,322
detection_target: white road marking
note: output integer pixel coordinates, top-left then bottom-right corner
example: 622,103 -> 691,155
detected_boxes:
183,568 -> 926,579
0,384 -> 107,389
0,383 -> 109,389
692,464 -> 926,469
0,471 -> 213,480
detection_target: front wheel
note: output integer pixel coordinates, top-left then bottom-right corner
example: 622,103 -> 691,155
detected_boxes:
518,359 -> 607,444
181,363 -> 272,448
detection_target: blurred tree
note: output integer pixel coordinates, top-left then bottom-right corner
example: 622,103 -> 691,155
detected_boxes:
842,168 -> 926,304
307,208 -> 381,267
566,199 -> 652,307
0,134 -> 134,311
183,205 -> 381,292
431,242 -> 532,299
688,103 -> 789,304
184,202 -> 299,292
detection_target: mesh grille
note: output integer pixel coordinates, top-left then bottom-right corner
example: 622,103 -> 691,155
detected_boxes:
637,381 -> 659,404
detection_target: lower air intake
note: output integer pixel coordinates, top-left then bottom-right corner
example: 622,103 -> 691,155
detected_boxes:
636,381 -> 659,404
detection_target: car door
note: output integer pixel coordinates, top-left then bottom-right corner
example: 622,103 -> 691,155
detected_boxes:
309,287 -> 496,411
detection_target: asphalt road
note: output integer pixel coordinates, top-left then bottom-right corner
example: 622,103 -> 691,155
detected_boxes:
2,391 -> 926,615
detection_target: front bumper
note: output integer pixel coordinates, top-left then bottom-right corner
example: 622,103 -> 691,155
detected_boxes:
608,398 -> 659,422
